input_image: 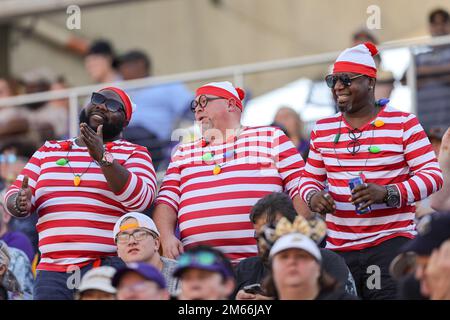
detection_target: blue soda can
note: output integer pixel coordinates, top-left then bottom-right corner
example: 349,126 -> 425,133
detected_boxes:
348,177 -> 371,214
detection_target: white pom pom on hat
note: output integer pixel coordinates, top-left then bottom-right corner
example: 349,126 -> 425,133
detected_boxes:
196,81 -> 245,110
333,42 -> 379,78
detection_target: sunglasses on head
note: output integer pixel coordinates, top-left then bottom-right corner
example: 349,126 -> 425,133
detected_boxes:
91,92 -> 125,113
325,74 -> 365,88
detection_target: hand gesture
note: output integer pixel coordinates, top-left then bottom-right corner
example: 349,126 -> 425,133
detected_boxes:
80,123 -> 104,162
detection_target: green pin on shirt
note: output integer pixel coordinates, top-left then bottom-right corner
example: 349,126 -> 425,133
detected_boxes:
56,158 -> 68,165
202,152 -> 214,161
334,133 -> 341,144
368,146 -> 381,154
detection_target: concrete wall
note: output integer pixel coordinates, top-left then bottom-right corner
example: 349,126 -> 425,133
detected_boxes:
9,0 -> 450,95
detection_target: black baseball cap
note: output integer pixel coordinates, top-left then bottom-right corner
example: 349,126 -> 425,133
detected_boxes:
401,212 -> 450,256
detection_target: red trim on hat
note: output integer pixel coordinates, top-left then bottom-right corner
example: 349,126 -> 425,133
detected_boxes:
333,61 -> 377,78
196,86 -> 243,110
100,87 -> 133,121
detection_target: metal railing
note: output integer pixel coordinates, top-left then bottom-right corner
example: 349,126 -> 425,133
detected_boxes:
1,34 -> 450,138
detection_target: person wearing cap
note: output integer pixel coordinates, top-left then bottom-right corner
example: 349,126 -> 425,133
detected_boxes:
113,212 -> 179,296
173,245 -> 235,300
262,233 -> 357,300
395,212 -> 450,300
75,266 -> 116,300
430,127 -> 450,212
112,262 -> 169,300
3,86 -> 157,300
235,192 -> 357,300
154,81 -> 308,264
299,42 -> 443,300
84,39 -> 122,84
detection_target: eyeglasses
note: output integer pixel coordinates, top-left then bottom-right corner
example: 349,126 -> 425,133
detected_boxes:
190,95 -> 227,113
91,92 -> 125,113
347,128 -> 362,155
325,74 -> 365,88
115,229 -> 156,244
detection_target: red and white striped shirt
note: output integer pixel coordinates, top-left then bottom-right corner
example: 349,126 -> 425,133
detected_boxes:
156,126 -> 304,263
5,139 -> 156,272
299,105 -> 443,251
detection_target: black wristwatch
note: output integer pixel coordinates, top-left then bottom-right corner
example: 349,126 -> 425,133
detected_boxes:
384,185 -> 400,207
97,151 -> 114,167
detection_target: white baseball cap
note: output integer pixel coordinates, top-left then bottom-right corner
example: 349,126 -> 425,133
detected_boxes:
113,212 -> 160,239
269,233 -> 322,262
78,266 -> 117,294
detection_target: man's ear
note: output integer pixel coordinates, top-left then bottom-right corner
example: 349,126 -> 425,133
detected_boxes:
227,98 -> 237,112
123,119 -> 130,128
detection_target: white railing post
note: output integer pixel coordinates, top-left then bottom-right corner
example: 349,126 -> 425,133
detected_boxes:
69,92 -> 79,138
406,48 -> 418,115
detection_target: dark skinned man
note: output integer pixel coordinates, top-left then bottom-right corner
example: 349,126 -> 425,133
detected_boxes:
3,86 -> 157,299
299,42 -> 443,299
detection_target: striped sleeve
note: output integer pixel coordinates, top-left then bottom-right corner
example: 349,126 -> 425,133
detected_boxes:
4,143 -> 45,217
271,128 -> 305,199
394,114 -> 443,206
114,145 -> 157,211
299,126 -> 327,202
155,147 -> 182,211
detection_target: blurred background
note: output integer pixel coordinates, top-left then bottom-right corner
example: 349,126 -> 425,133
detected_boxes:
0,0 -> 449,179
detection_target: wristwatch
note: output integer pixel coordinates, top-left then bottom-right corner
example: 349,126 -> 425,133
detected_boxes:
98,151 -> 114,167
384,185 -> 400,207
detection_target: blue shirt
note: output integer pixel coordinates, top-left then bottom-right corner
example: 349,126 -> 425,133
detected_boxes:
127,82 -> 194,141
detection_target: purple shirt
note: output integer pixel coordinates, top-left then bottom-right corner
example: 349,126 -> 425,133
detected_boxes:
0,231 -> 35,263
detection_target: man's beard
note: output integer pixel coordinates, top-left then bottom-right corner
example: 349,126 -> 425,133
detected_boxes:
79,109 -> 124,140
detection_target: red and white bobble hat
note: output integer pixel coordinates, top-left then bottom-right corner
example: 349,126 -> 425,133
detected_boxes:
100,86 -> 137,122
333,42 -> 379,78
196,81 -> 246,111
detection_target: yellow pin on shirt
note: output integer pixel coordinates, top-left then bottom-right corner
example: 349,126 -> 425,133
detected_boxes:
374,120 -> 385,128
213,165 -> 221,175
73,175 -> 81,186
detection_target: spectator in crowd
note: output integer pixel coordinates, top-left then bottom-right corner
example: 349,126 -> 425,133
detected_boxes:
408,9 -> 450,131
397,212 -> 450,300
84,39 -> 122,84
117,50 -> 193,170
75,266 -> 117,300
173,245 -> 235,300
299,42 -> 443,299
3,86 -> 157,299
431,127 -> 450,212
273,106 -> 310,160
0,77 -> 30,148
154,81 -> 308,264
112,262 -> 169,300
374,70 -> 395,101
0,190 -> 35,263
234,192 -> 357,300
262,233 -> 357,300
113,212 -> 179,296
0,240 -> 32,299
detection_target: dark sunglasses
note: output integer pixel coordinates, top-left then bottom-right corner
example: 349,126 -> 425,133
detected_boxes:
325,74 -> 365,88
190,95 -> 227,113
91,92 -> 125,113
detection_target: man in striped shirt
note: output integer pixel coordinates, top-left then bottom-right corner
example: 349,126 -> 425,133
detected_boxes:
3,86 -> 157,299
299,42 -> 443,299
153,81 -> 307,264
